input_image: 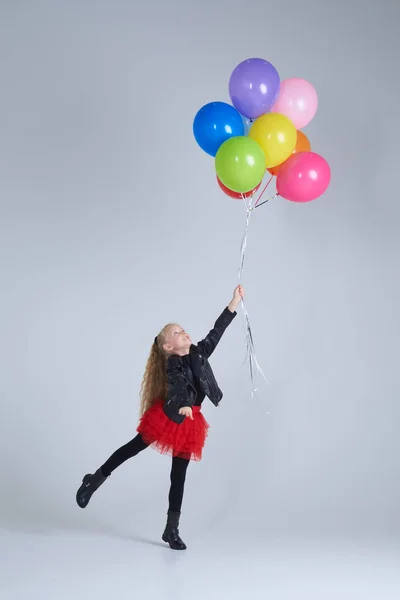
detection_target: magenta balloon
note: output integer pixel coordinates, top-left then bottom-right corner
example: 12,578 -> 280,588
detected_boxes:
277,152 -> 331,202
229,58 -> 280,119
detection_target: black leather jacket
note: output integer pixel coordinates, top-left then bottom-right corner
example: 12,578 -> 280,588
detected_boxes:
163,307 -> 237,424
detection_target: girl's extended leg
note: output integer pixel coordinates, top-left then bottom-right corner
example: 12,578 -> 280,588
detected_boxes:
76,434 -> 149,508
101,434 -> 148,477
162,456 -> 190,550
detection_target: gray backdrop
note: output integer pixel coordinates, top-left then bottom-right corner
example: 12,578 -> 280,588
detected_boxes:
1,0 -> 399,550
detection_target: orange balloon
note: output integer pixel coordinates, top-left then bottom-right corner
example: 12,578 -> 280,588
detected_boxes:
267,130 -> 311,176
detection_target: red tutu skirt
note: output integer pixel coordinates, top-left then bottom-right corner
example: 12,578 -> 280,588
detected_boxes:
137,400 -> 209,461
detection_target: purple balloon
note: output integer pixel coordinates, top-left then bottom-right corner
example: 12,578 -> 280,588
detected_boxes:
229,58 -> 280,119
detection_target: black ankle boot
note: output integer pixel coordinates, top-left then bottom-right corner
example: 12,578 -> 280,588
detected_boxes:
162,510 -> 187,550
76,468 -> 108,509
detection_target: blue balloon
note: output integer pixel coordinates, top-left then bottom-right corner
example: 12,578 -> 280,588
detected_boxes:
193,102 -> 244,157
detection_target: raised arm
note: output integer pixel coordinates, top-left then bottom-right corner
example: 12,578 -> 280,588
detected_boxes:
196,286 -> 244,359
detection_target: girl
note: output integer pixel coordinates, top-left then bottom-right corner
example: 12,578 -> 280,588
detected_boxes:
76,285 -> 244,550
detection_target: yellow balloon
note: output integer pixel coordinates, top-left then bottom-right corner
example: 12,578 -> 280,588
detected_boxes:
249,113 -> 297,168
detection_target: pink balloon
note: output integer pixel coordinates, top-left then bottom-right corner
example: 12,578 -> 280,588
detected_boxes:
276,152 -> 331,203
271,78 -> 318,129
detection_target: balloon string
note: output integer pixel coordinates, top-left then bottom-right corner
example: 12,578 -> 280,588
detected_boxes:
238,193 -> 253,281
238,191 -> 269,397
255,192 -> 279,209
254,175 -> 273,207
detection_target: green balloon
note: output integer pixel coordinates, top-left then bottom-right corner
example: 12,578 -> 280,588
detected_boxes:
215,136 -> 266,193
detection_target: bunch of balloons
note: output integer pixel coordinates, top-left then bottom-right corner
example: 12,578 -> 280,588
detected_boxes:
193,58 -> 331,203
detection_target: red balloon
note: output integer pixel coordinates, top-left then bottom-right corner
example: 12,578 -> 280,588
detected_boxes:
217,177 -> 261,200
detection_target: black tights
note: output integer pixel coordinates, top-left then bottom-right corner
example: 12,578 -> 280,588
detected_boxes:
100,434 -> 190,513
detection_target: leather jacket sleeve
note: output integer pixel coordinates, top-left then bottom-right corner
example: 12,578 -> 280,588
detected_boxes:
196,307 -> 237,359
162,356 -> 191,424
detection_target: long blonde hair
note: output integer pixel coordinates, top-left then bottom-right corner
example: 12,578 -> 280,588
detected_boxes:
139,324 -> 172,416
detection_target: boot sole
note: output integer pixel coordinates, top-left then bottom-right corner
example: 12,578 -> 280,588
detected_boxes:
162,533 -> 187,550
76,474 -> 92,509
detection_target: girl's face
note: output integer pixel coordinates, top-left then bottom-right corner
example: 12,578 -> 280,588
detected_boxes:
163,324 -> 192,356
